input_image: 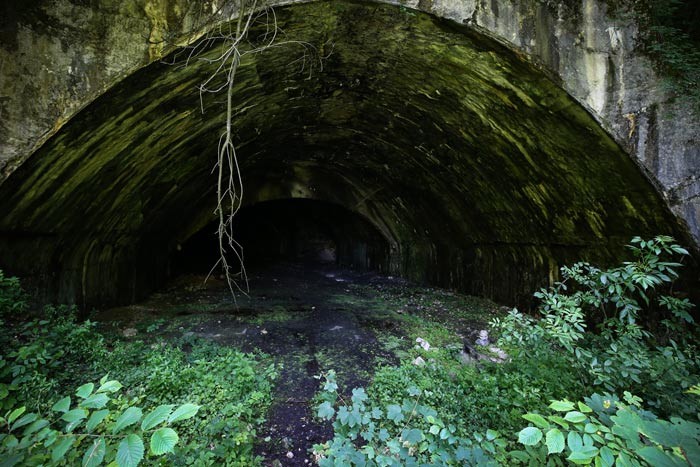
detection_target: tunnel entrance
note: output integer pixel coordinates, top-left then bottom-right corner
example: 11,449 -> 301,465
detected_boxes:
0,1 -> 696,308
170,199 -> 391,277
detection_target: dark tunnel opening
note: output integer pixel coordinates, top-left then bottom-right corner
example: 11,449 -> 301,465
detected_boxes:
170,199 -> 391,277
0,1 -> 697,310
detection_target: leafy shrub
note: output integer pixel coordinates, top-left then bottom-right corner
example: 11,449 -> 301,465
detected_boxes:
0,272 -> 277,465
492,236 -> 699,415
0,375 -> 199,467
0,269 -> 27,318
1,311 -> 107,414
313,370 -> 503,466
316,236 -> 699,465
368,350 -> 585,437
110,339 -> 277,466
312,332 -> 586,464
512,392 -> 700,466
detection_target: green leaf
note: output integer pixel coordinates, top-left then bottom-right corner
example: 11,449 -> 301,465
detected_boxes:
361,445 -> 375,459
549,415 -> 570,429
61,409 -> 88,423
509,450 -> 531,462
22,419 -> 49,437
577,402 -> 593,413
549,400 -> 575,412
584,423 -> 598,434
76,383 -> 94,399
81,394 -> 109,409
11,413 -> 38,431
0,453 -> 22,467
636,446 -> 685,466
387,405 -> 404,423
87,409 -> 110,433
518,426 -> 543,446
51,436 -> 75,462
545,428 -> 565,454
564,411 -> 587,423
567,431 -> 583,451
522,413 -> 550,429
352,388 -> 368,404
599,446 -> 615,467
52,397 -> 71,413
97,380 -> 123,394
150,427 -> 178,455
141,405 -> 174,431
671,246 -> 689,255
167,404 -> 199,424
82,437 -> 106,467
65,417 -> 86,433
407,386 -> 421,396
117,434 -> 144,467
617,451 -> 634,467
567,447 -> 598,464
7,407 -> 25,424
401,428 -> 423,444
316,402 -> 335,421
3,434 -> 18,449
113,407 -> 143,433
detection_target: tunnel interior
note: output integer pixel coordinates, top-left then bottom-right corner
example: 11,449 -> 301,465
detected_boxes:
0,0 -> 696,309
171,199 -> 391,276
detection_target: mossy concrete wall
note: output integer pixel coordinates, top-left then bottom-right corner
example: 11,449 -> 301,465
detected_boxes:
1,0 -> 698,244
0,0 -> 697,308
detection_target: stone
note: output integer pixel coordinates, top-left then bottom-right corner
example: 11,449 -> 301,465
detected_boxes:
416,337 -> 431,351
475,330 -> 489,346
412,356 -> 426,366
487,346 -> 509,362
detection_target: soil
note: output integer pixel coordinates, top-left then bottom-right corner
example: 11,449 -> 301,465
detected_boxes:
96,262 -> 502,466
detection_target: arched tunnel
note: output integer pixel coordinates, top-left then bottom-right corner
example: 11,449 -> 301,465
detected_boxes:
0,1 -> 695,309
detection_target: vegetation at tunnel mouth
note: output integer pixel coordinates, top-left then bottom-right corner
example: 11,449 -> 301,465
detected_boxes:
0,235 -> 699,466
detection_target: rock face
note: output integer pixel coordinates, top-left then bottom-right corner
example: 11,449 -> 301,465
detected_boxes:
0,0 -> 697,307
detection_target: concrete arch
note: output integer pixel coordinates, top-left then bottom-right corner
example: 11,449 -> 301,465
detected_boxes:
0,0 -> 697,307
1,0 -> 698,243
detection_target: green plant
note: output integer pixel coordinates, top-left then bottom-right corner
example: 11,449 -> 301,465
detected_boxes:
0,375 -> 200,467
1,312 -> 108,414
108,338 -> 277,465
636,0 -> 700,109
0,269 -> 28,319
512,393 -> 700,466
0,273 -> 278,466
492,236 -> 698,400
313,370 -> 503,466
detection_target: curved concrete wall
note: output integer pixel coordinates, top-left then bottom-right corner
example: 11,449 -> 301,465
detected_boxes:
0,1 -> 697,310
1,0 -> 698,245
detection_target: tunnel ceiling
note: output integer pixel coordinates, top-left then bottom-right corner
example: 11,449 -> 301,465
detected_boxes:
0,1 -> 691,307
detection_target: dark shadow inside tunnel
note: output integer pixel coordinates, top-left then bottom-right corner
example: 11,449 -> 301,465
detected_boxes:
170,199 -> 391,277
0,0 -> 697,310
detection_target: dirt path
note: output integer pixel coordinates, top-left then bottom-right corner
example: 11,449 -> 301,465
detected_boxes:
97,262 -> 499,465
230,264 -> 399,465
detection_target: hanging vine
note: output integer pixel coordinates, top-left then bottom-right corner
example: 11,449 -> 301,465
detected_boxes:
172,0 -> 325,300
